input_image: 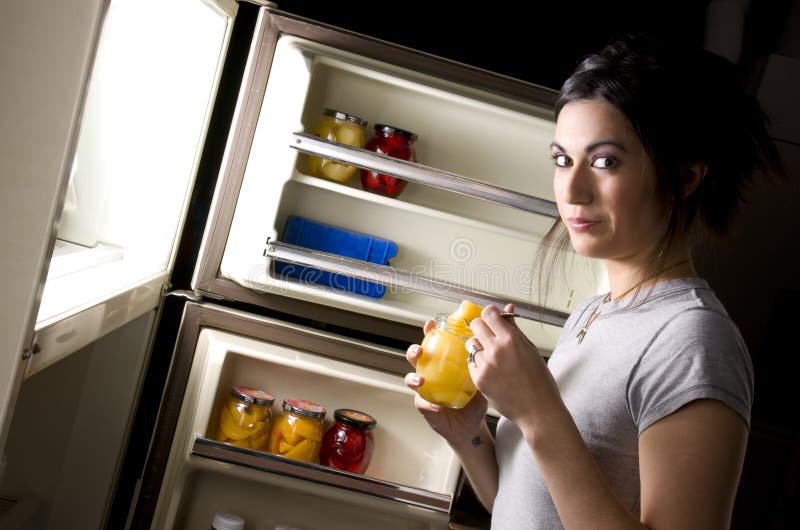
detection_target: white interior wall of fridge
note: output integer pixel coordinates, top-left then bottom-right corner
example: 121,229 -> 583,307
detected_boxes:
152,323 -> 461,528
217,35 -> 604,353
169,460 -> 449,530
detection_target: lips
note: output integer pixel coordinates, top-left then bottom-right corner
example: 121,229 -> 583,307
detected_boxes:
566,217 -> 601,232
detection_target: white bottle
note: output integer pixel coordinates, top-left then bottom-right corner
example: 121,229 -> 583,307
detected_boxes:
210,512 -> 245,530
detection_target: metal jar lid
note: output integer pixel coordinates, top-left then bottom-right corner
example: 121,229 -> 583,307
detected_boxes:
282,397 -> 326,419
323,108 -> 367,127
373,123 -> 417,141
231,386 -> 274,406
333,408 -> 377,430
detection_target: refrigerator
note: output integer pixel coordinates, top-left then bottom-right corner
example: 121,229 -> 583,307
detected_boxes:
0,1 -> 606,529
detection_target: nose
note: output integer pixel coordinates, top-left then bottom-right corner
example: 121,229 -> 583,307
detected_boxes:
556,162 -> 593,206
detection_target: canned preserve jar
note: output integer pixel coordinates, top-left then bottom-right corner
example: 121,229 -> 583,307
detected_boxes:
215,386 -> 274,450
307,108 -> 367,183
268,398 -> 326,463
360,123 -> 417,198
415,302 -> 482,408
320,409 -> 377,474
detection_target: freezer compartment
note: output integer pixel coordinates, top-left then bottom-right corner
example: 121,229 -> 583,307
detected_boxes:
167,459 -> 449,529
150,303 -> 461,528
198,10 -> 605,353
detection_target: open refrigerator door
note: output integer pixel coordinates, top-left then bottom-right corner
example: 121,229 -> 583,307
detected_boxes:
127,5 -> 606,529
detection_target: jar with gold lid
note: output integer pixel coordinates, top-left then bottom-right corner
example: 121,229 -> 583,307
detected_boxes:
268,398 -> 327,463
215,386 -> 274,450
306,108 -> 367,183
320,408 -> 377,473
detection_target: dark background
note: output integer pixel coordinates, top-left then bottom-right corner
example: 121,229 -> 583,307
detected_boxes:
268,2 -> 799,529
271,0 -> 793,90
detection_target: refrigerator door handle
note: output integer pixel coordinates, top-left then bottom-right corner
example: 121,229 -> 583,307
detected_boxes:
161,282 -> 204,302
291,132 -> 560,218
266,239 -> 569,327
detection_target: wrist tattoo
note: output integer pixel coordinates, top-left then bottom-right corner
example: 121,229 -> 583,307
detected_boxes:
471,435 -> 482,447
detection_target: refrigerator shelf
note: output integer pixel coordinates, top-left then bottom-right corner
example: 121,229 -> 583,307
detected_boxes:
266,238 -> 569,327
291,132 -> 559,218
192,436 -> 452,513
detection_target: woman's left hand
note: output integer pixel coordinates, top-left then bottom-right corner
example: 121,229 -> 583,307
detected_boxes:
467,303 -> 562,426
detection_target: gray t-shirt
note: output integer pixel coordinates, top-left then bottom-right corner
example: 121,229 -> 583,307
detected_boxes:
491,277 -> 753,529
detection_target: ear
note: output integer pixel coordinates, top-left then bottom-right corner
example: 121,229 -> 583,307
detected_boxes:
680,161 -> 708,197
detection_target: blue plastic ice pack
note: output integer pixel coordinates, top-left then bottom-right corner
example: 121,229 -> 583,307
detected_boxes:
274,215 -> 398,298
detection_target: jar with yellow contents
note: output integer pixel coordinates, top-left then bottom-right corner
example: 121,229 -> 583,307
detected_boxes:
268,398 -> 326,463
415,300 -> 483,409
215,386 -> 274,450
306,108 -> 367,183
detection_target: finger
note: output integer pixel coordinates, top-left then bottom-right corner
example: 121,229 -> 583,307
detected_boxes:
503,303 -> 516,314
465,337 -> 483,352
404,372 -> 424,389
482,303 -> 517,330
406,344 -> 422,366
414,393 -> 442,413
422,319 -> 435,334
470,315 -> 496,343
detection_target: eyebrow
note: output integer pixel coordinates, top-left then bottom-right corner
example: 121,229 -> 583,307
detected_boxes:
549,140 -> 628,153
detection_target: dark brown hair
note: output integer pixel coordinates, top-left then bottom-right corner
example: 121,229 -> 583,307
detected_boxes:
536,34 -> 784,301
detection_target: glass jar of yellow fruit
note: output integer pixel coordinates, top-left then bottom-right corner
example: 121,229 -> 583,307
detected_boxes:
215,386 -> 274,450
416,300 -> 483,409
307,108 -> 367,183
269,398 -> 326,463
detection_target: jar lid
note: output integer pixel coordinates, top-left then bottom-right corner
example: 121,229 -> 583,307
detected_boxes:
211,512 -> 245,530
231,386 -> 274,406
334,408 -> 377,430
373,123 -> 417,141
323,108 -> 367,127
282,398 -> 326,419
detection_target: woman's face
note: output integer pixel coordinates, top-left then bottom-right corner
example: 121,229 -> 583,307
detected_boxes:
551,99 -> 666,263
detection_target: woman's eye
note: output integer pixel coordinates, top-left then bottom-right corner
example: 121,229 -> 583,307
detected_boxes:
591,155 -> 618,169
552,154 -> 571,168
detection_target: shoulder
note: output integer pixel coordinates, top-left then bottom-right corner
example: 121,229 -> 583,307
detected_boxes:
627,278 -> 754,431
645,280 -> 745,352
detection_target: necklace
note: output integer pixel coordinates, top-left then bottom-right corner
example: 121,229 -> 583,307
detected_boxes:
575,259 -> 691,344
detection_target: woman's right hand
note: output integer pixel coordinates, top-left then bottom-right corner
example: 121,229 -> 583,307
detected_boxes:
404,319 -> 489,445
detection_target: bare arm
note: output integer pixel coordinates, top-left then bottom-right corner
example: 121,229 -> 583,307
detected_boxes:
405,318 -> 500,512
471,304 -> 749,529
446,417 -> 499,512
638,399 -> 748,529
517,398 -> 748,529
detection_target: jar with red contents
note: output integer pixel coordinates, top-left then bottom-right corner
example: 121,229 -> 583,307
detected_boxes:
360,124 -> 417,198
320,408 -> 377,474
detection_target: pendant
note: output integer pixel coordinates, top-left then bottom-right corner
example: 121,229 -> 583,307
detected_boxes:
576,327 -> 587,344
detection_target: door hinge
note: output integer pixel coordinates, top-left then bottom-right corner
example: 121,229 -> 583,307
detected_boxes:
161,282 -> 204,302
22,342 -> 40,360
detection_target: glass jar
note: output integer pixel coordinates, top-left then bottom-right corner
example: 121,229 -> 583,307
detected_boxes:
307,108 -> 367,183
415,314 -> 477,409
268,398 -> 326,463
215,386 -> 274,450
360,123 -> 417,198
320,409 -> 377,474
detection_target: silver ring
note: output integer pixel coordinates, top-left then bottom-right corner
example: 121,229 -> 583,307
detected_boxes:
467,343 -> 483,365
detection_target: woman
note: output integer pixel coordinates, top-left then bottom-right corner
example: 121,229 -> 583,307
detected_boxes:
405,35 -> 783,529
